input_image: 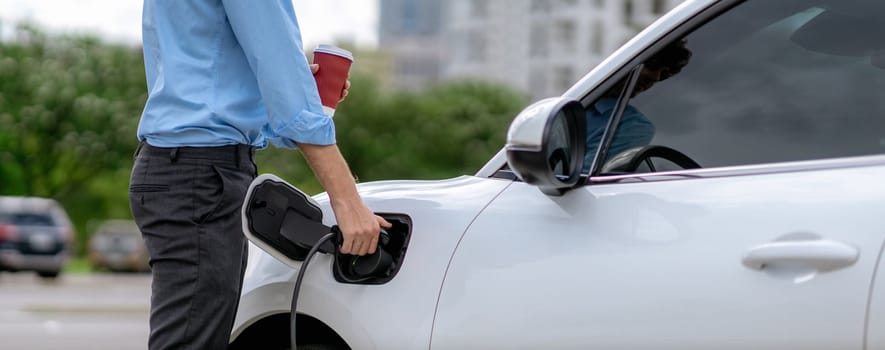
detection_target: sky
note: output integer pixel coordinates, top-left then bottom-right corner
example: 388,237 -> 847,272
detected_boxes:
0,0 -> 379,48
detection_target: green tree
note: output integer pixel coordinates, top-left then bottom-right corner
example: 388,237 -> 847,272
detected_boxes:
256,75 -> 528,193
0,24 -> 146,252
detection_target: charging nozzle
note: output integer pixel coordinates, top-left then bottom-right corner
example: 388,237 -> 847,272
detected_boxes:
330,220 -> 409,285
343,228 -> 392,277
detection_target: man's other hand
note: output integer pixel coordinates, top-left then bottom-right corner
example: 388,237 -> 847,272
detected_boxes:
310,63 -> 350,103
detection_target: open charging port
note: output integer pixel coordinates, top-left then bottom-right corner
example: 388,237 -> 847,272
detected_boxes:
242,174 -> 411,284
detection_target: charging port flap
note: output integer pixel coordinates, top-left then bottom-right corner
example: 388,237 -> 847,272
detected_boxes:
242,174 -> 333,268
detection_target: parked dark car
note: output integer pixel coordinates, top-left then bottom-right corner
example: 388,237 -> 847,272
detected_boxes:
0,196 -> 74,279
88,220 -> 149,273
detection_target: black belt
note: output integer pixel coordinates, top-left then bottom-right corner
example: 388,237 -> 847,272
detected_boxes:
136,141 -> 255,164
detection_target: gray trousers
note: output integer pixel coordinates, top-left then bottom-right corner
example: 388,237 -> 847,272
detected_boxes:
129,142 -> 256,350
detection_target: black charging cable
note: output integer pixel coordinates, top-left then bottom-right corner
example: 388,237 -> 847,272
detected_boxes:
288,226 -> 392,349
290,230 -> 339,349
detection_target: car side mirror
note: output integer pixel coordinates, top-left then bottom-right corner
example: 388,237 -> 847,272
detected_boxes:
505,97 -> 586,196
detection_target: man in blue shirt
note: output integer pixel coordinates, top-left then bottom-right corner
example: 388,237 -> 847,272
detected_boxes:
582,98 -> 655,172
582,39 -> 692,173
129,1 -> 390,348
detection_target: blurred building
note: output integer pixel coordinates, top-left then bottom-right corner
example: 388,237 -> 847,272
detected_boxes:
379,0 -> 446,90
317,43 -> 395,90
443,0 -> 682,100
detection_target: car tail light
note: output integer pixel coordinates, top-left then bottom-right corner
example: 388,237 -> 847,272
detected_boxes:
0,224 -> 19,241
61,226 -> 74,244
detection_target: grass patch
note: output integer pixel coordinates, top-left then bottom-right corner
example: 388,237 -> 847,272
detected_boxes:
64,256 -> 94,274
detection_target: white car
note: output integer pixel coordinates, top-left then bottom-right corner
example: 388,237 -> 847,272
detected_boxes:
230,0 -> 885,349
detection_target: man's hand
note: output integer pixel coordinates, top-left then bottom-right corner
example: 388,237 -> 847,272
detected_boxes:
310,64 -> 351,103
334,204 -> 392,256
297,142 -> 391,255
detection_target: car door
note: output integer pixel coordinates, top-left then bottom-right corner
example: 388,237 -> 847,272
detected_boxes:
869,250 -> 885,350
432,0 -> 885,348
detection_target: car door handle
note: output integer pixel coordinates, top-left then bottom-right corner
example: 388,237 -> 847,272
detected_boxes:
742,239 -> 859,271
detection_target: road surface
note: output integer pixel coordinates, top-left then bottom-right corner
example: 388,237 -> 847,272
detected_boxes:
0,272 -> 150,350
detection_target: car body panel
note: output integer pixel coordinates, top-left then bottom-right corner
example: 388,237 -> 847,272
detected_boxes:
867,245 -> 885,350
232,175 -> 511,348
432,158 -> 885,349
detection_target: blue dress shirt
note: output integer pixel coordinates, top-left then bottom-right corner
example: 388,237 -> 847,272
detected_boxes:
582,98 -> 655,172
138,0 -> 334,149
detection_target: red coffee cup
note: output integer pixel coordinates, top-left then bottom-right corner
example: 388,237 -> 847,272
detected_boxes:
312,44 -> 354,117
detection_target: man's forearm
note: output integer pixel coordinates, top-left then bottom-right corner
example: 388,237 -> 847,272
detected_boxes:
297,142 -> 387,255
297,143 -> 361,205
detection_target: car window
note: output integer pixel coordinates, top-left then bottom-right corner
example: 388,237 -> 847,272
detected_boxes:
584,0 -> 885,176
0,213 -> 56,226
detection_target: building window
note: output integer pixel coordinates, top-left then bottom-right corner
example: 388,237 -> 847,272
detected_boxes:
590,20 -> 604,54
623,0 -> 634,24
529,25 -> 549,58
529,68 -> 548,98
554,66 -> 575,91
531,0 -> 552,12
467,33 -> 487,62
400,1 -> 417,32
555,20 -> 576,51
652,0 -> 667,15
470,0 -> 489,18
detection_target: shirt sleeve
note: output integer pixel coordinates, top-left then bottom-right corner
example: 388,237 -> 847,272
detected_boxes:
220,0 -> 335,148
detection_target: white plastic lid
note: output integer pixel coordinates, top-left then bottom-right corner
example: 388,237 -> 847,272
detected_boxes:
314,44 -> 354,61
